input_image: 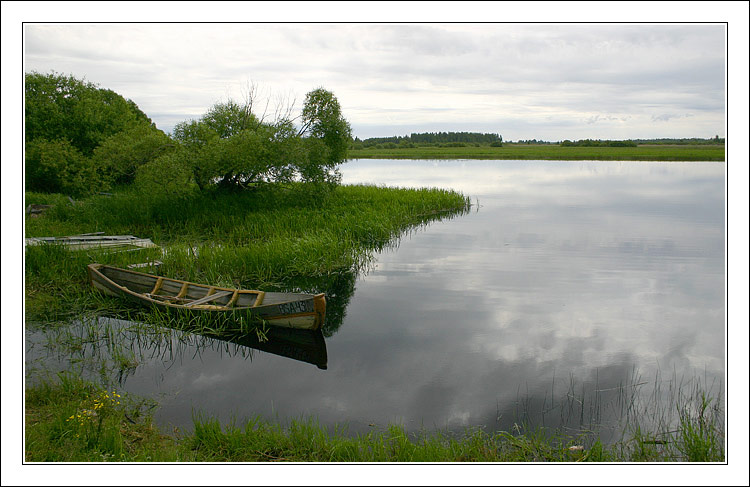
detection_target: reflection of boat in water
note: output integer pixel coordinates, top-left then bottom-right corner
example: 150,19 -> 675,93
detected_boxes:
200,327 -> 328,369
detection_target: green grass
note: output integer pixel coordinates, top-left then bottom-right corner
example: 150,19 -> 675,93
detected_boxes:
25,373 -> 178,462
348,144 -> 725,161
24,375 -> 724,462
24,183 -> 471,325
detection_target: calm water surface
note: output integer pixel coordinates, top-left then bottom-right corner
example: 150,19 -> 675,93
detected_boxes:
26,159 -> 726,440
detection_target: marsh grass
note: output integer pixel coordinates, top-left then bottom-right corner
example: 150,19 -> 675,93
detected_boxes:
24,373 -> 177,462
24,322 -> 725,465
24,372 -> 723,463
24,305 -> 725,464
24,183 -> 470,323
504,368 -> 725,462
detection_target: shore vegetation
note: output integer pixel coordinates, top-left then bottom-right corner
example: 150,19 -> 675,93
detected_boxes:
24,72 -> 724,464
25,374 -> 723,462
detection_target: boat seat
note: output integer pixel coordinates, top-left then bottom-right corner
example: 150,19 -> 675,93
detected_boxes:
184,290 -> 233,307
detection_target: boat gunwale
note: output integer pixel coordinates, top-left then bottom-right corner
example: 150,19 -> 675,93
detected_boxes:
87,263 -> 326,329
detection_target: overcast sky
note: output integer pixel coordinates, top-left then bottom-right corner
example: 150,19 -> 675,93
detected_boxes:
20,21 -> 728,141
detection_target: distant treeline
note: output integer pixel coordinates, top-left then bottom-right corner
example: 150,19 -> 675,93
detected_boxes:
560,139 -> 638,147
353,131 -> 503,149
511,139 -> 555,145
352,134 -> 724,151
560,137 -> 724,147
629,137 -> 725,145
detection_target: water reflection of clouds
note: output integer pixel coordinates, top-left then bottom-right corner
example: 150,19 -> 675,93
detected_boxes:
26,160 -> 725,437
343,159 -> 725,383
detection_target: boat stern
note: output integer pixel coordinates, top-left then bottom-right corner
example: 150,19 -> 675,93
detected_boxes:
313,293 -> 327,330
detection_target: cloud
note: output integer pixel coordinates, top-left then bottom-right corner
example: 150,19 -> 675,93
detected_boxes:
651,113 -> 693,122
22,23 -> 726,139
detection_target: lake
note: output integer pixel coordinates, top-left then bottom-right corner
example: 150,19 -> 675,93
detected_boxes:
25,159 -> 726,442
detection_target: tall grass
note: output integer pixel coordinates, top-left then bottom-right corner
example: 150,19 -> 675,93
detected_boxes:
503,367 -> 725,462
24,373 -> 177,462
25,373 -> 723,462
24,183 -> 470,323
25,314 -> 725,463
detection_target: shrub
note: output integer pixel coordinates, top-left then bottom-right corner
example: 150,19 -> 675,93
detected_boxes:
135,150 -> 198,197
25,138 -> 100,197
93,125 -> 173,185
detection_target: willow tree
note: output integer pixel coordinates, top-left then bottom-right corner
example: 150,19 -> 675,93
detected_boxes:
171,87 -> 352,190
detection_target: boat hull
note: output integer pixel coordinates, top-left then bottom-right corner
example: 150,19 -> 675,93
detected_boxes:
88,263 -> 326,330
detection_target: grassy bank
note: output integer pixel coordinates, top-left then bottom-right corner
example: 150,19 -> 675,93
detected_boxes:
348,144 -> 725,161
25,375 -> 724,462
24,183 -> 471,326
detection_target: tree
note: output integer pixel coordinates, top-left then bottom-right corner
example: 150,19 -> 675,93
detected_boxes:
135,150 -> 197,197
198,99 -> 260,139
25,138 -> 100,197
25,71 -> 158,195
92,125 -> 173,186
298,88 -> 352,177
173,87 -> 352,190
25,71 -> 153,156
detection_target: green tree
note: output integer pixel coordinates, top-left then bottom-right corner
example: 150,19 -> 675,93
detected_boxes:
135,150 -> 197,197
92,125 -> 173,186
173,88 -> 351,190
201,99 -> 260,138
298,88 -> 352,175
25,71 -> 153,156
25,71 -> 157,195
25,138 -> 100,197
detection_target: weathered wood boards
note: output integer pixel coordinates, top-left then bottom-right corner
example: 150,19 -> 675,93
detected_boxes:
87,263 -> 326,331
25,234 -> 158,251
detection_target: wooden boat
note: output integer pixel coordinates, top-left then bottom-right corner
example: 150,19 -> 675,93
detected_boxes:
87,263 -> 326,331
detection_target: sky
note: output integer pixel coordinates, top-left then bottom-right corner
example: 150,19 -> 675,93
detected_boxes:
17,18 -> 730,142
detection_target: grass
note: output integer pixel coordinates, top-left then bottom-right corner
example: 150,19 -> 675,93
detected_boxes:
24,373 -> 178,462
24,183 -> 471,326
26,316 -> 724,464
24,374 -> 724,462
348,144 -> 725,161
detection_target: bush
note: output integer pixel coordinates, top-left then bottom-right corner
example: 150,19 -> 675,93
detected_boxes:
25,71 -> 153,156
174,88 -> 351,190
25,139 -> 101,197
93,126 -> 173,186
135,150 -> 198,197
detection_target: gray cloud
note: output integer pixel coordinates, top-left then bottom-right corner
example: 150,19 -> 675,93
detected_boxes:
22,23 -> 726,140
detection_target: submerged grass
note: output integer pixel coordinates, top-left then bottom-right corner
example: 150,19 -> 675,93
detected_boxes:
25,375 -> 724,463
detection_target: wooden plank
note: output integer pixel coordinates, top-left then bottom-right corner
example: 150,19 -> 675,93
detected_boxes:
185,290 -> 233,306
